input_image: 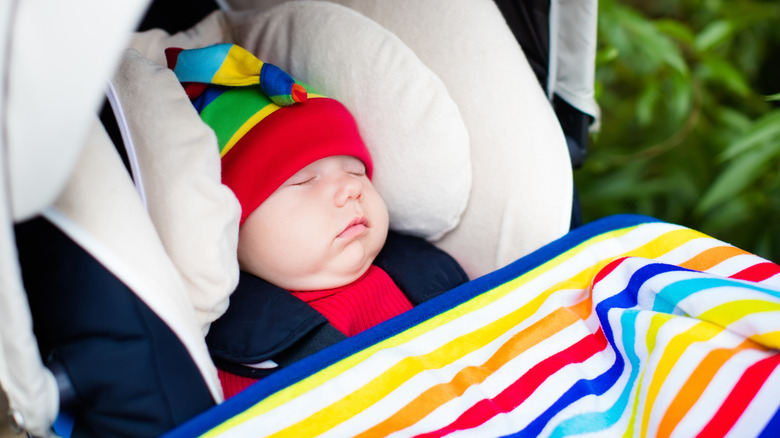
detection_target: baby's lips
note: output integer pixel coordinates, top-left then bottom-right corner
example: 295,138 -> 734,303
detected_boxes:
338,216 -> 369,239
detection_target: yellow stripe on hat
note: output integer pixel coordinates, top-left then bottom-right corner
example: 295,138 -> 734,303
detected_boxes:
220,104 -> 280,158
212,45 -> 264,87
219,93 -> 328,158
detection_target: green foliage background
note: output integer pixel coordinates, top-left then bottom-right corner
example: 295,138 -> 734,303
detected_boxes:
577,0 -> 780,262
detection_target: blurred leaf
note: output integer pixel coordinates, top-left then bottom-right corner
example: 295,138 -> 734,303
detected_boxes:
716,107 -> 752,133
700,195 -> 753,232
636,81 -> 660,126
721,109 -> 780,160
608,5 -> 689,76
697,55 -> 751,96
694,20 -> 734,52
697,144 -> 776,213
668,73 -> 694,123
656,19 -> 695,44
596,46 -> 620,67
767,93 -> 780,102
652,36 -> 689,77
717,2 -> 780,28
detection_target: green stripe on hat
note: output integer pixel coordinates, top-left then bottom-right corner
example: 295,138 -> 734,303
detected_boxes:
199,86 -> 278,155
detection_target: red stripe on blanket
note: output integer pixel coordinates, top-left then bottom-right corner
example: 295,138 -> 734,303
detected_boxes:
730,262 -> 780,283
697,353 -> 780,437
417,327 -> 609,437
592,258 -> 627,287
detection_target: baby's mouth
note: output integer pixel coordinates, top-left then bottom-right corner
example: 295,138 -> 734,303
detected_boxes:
338,217 -> 369,239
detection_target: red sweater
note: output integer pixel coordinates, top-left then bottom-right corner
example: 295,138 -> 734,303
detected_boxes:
290,265 -> 413,336
219,265 -> 412,398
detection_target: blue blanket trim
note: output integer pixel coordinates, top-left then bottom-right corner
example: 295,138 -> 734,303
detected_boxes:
165,214 -> 662,437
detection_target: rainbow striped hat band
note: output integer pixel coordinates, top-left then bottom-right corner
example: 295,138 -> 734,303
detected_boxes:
166,43 -> 373,224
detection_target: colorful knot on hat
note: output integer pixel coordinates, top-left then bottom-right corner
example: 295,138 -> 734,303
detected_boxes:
166,43 -> 373,225
166,43 -> 307,106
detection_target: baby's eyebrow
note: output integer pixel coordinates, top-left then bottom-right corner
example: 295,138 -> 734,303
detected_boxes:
342,157 -> 366,171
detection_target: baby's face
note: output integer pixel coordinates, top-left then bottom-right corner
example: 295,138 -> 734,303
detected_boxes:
237,155 -> 389,291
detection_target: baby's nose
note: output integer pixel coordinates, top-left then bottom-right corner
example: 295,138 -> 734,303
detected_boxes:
334,176 -> 363,206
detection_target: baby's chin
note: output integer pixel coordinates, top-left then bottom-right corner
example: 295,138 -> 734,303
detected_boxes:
293,245 -> 378,291
287,263 -> 372,291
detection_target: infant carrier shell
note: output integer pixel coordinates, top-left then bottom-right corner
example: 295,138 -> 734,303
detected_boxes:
0,0 -> 600,436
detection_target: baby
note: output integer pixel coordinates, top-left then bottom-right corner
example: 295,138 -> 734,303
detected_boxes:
168,44 -> 467,397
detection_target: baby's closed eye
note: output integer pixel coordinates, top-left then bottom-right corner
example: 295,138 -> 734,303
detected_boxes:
291,177 -> 315,186
286,172 -> 317,186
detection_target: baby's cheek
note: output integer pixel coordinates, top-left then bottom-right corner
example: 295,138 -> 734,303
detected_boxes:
284,225 -> 331,266
371,194 -> 390,236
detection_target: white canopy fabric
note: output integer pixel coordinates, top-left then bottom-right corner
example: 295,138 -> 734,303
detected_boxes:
0,1 -> 150,435
549,0 -> 600,128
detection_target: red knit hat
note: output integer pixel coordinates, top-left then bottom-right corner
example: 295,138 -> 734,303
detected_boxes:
223,98 -> 373,224
166,44 -> 373,224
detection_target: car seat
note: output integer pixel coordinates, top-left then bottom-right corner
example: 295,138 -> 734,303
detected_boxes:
0,0 -> 597,435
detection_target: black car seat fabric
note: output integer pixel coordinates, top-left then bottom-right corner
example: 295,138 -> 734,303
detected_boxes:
15,217 -> 215,437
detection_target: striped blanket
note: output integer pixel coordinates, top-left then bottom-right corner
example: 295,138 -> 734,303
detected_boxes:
168,215 -> 780,437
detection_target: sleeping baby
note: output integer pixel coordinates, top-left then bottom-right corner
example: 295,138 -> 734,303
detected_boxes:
167,44 -> 468,398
